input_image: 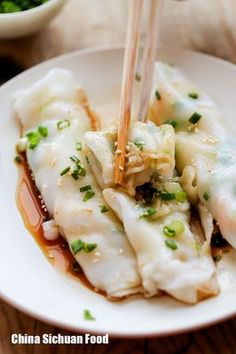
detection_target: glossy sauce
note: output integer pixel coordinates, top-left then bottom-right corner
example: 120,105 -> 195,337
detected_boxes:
16,153 -> 91,287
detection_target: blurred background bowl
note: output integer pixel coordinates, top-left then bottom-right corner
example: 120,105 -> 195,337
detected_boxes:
0,0 -> 66,39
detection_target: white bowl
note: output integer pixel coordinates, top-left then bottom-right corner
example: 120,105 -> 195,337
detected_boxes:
1,47 -> 236,337
0,0 -> 66,39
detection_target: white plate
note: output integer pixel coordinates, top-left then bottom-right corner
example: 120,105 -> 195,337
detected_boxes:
1,46 -> 236,337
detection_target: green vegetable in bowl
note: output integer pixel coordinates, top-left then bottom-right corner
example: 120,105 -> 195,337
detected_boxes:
0,0 -> 49,13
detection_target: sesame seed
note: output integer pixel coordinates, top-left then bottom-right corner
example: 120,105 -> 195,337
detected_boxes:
50,158 -> 57,167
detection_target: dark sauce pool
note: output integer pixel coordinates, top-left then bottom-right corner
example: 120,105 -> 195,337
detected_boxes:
15,153 -> 93,290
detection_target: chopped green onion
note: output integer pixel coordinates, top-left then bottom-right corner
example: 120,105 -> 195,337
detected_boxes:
70,155 -> 80,164
38,125 -> 48,138
188,92 -> 199,99
71,165 -> 86,179
14,155 -> 22,164
86,156 -> 90,164
0,2 -> 21,13
163,220 -> 185,238
189,112 -> 202,124
155,90 -> 161,100
69,156 -> 86,180
71,239 -> 97,255
26,131 -> 41,150
175,191 -> 187,202
83,189 -> 95,202
135,73 -> 141,81
71,169 -> 79,180
60,166 -> 70,176
76,142 -> 82,151
165,119 -> 178,128
165,239 -> 178,251
163,226 -> 175,237
160,192 -> 176,201
140,207 -> 156,218
71,239 -> 84,255
57,119 -> 71,131
99,204 -> 110,213
71,166 -> 80,180
79,166 -> 86,177
83,243 -> 97,253
203,192 -> 209,201
26,125 -> 48,150
213,255 -> 221,263
0,0 -> 49,13
83,309 -> 95,321
133,139 -> 145,151
80,185 -> 91,192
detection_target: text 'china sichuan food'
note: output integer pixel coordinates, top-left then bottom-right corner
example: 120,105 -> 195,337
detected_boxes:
14,63 -> 235,304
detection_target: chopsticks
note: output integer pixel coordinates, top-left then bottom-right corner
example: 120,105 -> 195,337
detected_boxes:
114,0 -> 144,186
114,0 -> 162,186
137,0 -> 163,122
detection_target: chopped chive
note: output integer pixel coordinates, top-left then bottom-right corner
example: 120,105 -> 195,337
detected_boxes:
140,207 -> 156,218
133,139 -> 145,151
80,185 -> 91,192
160,192 -> 176,201
175,191 -> 187,202
155,90 -> 161,100
60,166 -> 70,176
135,73 -> 141,81
69,155 -> 86,180
165,119 -> 178,128
71,167 -> 80,180
70,155 -> 80,164
38,125 -> 48,138
213,255 -> 221,263
57,119 -> 71,131
14,155 -> 22,164
163,220 -> 185,238
71,165 -> 86,179
71,239 -> 97,255
26,131 -> 41,150
83,189 -> 95,202
86,156 -> 90,164
163,226 -> 176,238
83,243 -> 97,253
83,309 -> 95,321
78,166 -> 86,177
189,112 -> 202,124
188,92 -> 199,99
99,204 -> 110,213
165,239 -> 178,251
203,192 -> 209,201
76,141 -> 82,151
71,239 -> 84,255
26,125 -> 48,150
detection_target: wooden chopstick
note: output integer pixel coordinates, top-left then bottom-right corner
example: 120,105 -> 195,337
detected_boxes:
114,0 -> 144,186
137,0 -> 163,122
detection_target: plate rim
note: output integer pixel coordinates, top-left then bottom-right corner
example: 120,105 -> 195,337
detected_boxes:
1,45 -> 236,338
